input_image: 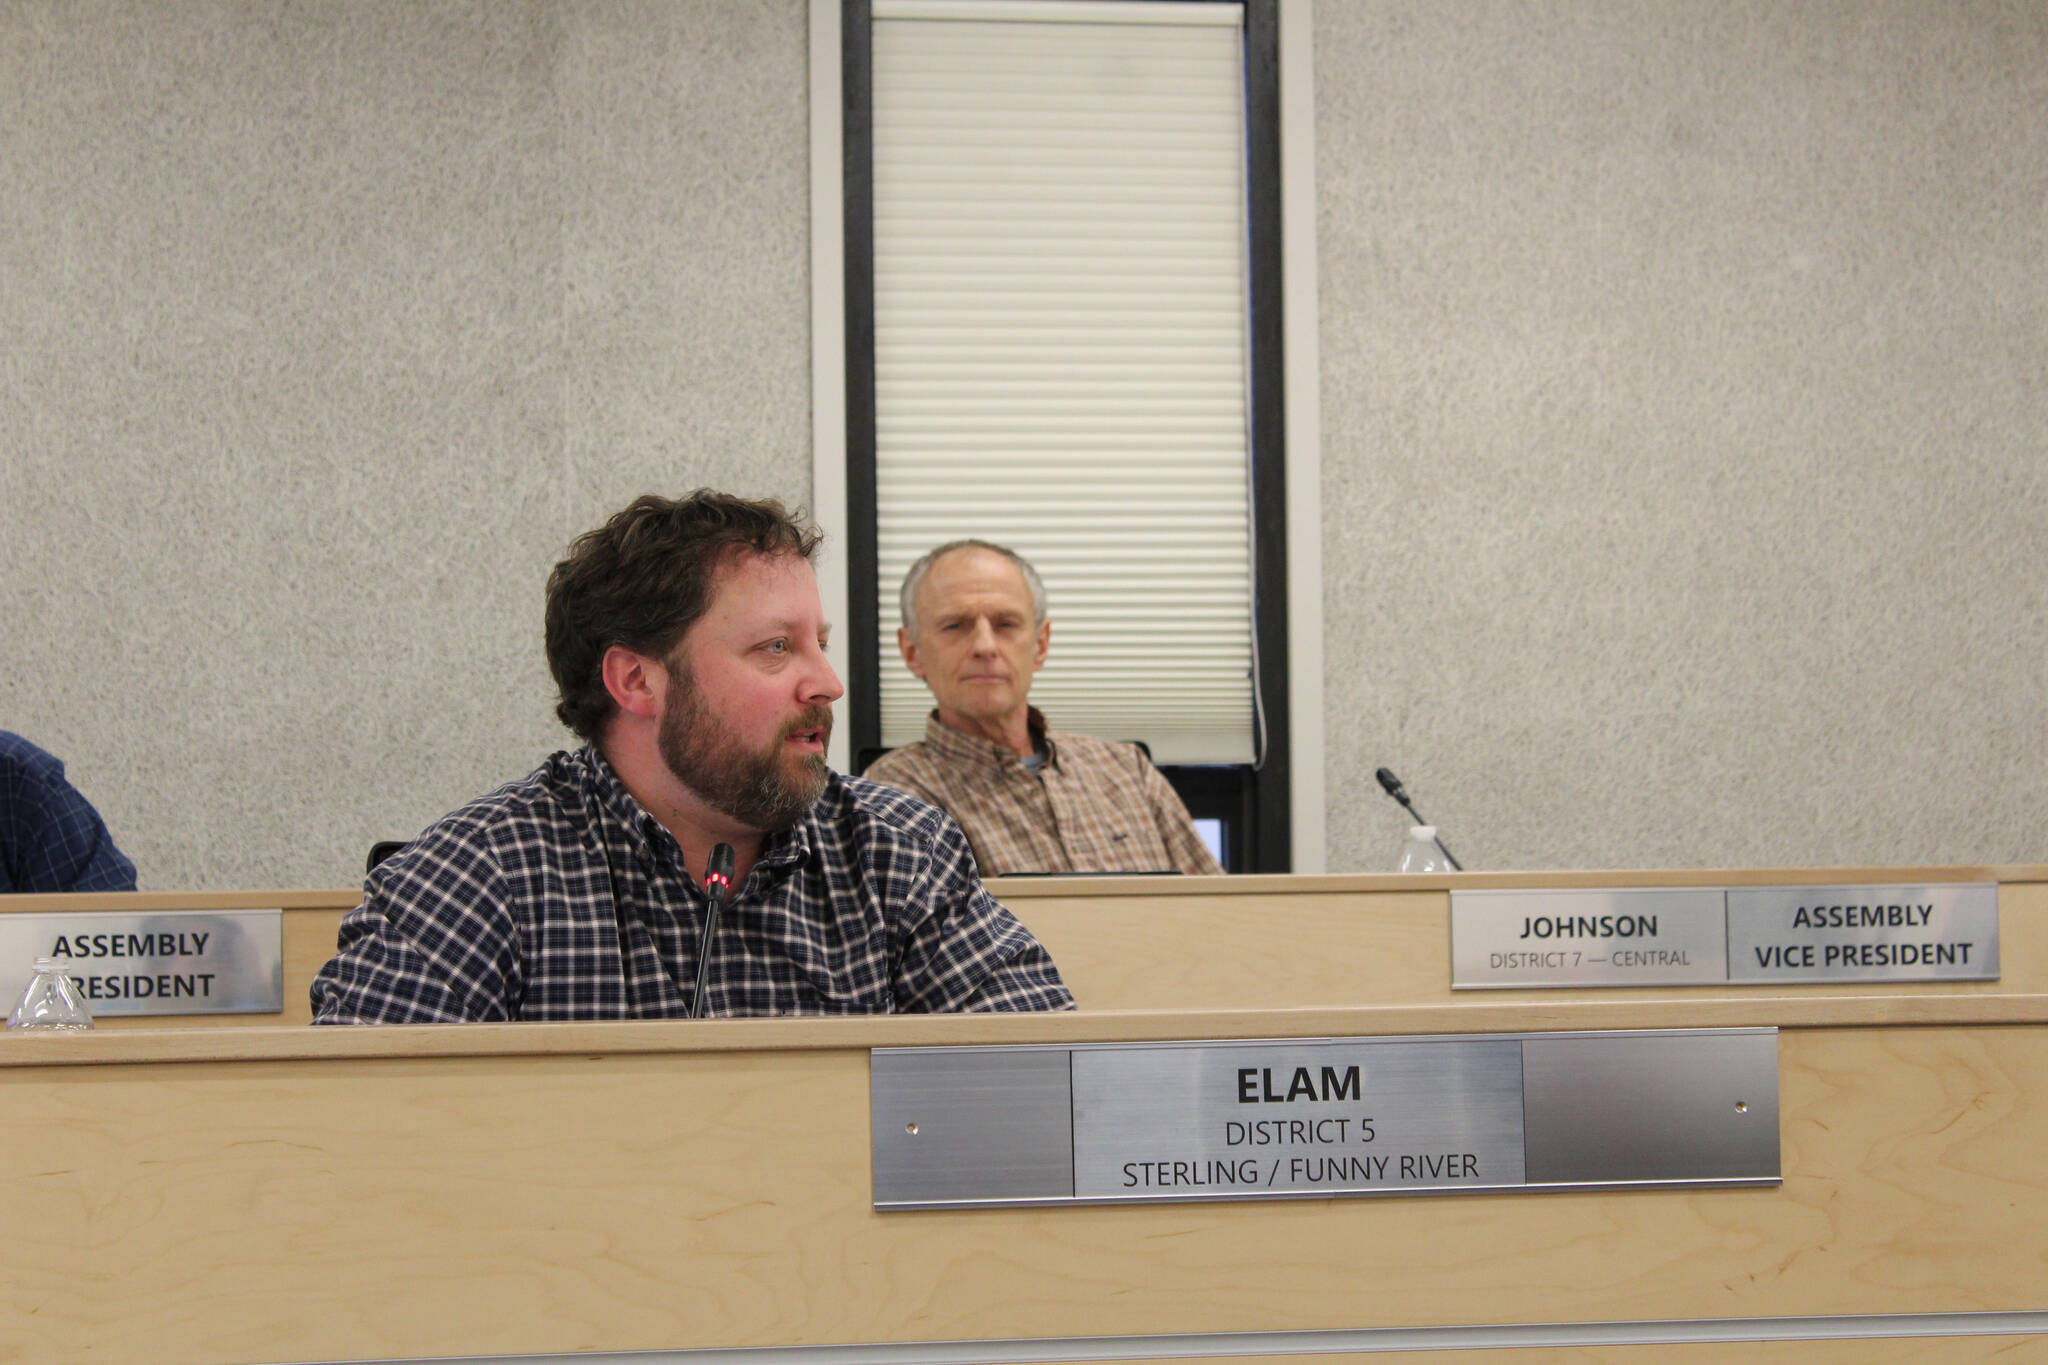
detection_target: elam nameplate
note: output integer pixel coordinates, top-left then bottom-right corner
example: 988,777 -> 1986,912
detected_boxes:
871,1029 -> 1779,1210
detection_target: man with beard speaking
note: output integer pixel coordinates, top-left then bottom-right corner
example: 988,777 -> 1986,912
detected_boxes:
312,491 -> 1072,1023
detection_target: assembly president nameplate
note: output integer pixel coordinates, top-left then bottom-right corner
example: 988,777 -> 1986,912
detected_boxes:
0,910 -> 284,1015
1450,884 -> 1998,989
870,1029 -> 1778,1210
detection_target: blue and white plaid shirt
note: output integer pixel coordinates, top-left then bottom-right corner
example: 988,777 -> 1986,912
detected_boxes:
1,731 -> 137,894
311,747 -> 1073,1022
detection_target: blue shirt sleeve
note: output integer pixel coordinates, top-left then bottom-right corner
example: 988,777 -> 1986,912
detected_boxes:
0,732 -> 138,894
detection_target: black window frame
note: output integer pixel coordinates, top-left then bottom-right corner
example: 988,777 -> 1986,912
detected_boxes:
842,0 -> 1290,873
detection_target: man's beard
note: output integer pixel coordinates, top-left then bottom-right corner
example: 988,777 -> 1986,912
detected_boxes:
656,663 -> 832,833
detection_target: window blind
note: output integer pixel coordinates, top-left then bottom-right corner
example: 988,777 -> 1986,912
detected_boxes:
870,0 -> 1256,764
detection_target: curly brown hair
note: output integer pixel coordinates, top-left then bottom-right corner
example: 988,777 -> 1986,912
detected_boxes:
544,490 -> 823,743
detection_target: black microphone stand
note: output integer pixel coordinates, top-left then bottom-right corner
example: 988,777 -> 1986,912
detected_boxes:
689,843 -> 737,1019
1374,768 -> 1464,870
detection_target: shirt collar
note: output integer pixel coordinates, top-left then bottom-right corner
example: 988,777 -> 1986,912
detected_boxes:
579,744 -> 820,881
580,746 -> 673,867
756,808 -> 817,876
919,707 -> 1057,771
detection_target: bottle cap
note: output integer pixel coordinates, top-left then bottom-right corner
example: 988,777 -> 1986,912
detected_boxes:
1409,826 -> 1436,839
32,957 -> 64,972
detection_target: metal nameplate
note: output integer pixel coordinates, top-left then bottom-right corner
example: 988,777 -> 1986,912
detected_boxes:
1452,884 -> 1998,988
1073,1037 -> 1527,1197
872,1029 -> 1778,1210
1451,888 -> 1729,989
1726,885 -> 1999,982
0,910 -> 285,1015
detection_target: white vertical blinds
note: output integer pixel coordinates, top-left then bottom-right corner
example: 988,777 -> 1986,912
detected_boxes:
870,0 -> 1255,764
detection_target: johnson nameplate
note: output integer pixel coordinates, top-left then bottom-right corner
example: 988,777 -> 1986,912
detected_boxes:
1452,884 -> 1997,989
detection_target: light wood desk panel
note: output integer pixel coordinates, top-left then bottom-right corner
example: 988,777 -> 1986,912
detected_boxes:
994,866 -> 2048,1010
5,865 -> 2042,1027
3,1002 -> 2046,1365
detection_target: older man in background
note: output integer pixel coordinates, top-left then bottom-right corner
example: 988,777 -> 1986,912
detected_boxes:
864,540 -> 1223,878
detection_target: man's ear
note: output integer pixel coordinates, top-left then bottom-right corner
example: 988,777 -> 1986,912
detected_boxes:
897,625 -> 928,681
601,644 -> 667,722
1031,617 -> 1051,670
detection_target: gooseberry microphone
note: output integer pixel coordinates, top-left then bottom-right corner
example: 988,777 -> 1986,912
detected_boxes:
688,843 -> 737,1019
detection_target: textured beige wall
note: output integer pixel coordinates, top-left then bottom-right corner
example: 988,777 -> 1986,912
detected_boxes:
5,1 -> 2043,889
1316,1 -> 2047,872
1,1 -> 812,889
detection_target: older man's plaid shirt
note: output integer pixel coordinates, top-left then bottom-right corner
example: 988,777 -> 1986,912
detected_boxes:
861,711 -> 1224,878
311,747 -> 1073,1022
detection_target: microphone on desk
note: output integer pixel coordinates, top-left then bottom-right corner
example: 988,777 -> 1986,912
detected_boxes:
688,843 -> 737,1020
1374,768 -> 1464,871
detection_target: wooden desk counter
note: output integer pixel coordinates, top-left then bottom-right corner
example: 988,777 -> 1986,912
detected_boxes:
996,864 -> 2048,1011
4,993 -> 2046,1364
5,864 -> 2044,1027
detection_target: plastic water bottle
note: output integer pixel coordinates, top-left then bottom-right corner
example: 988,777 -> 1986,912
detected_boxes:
9,958 -> 94,1031
1397,826 -> 1454,874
